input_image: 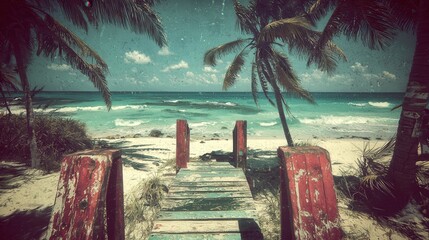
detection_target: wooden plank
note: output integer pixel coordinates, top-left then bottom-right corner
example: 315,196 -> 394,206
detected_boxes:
174,176 -> 247,182
188,161 -> 232,166
152,219 -> 260,234
176,171 -> 246,179
149,233 -> 242,240
181,167 -> 241,171
178,170 -> 243,175
165,191 -> 252,199
170,181 -> 249,188
158,210 -> 257,220
169,186 -> 249,193
162,198 -> 254,211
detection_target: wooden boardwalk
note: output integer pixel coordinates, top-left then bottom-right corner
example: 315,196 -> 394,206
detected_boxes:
149,161 -> 263,239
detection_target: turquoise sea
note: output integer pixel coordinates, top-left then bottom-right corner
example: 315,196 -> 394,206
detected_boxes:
23,92 -> 403,140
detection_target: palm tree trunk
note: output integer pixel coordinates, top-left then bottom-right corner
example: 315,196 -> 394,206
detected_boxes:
385,0 -> 429,210
273,85 -> 294,147
12,40 -> 41,168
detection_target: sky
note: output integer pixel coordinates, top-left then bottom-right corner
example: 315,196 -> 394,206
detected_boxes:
28,0 -> 417,92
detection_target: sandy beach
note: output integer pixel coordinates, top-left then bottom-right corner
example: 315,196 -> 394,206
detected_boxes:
0,136 -> 427,239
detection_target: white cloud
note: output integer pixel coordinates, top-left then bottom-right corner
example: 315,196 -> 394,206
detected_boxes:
350,62 -> 368,73
209,74 -> 218,83
382,71 -> 396,80
158,47 -> 173,56
363,73 -> 379,80
300,69 -> 324,82
47,63 -> 71,71
185,71 -> 195,77
148,76 -> 159,83
300,69 -> 352,85
124,50 -> 151,64
162,60 -> 189,72
203,66 -> 218,73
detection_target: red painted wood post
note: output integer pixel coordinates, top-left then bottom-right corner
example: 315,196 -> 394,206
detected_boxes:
233,120 -> 247,168
46,149 -> 124,240
278,146 -> 342,240
176,119 -> 190,169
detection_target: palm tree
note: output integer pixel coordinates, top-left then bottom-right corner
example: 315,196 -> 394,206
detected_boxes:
204,0 -> 346,146
0,0 -> 166,167
307,0 -> 428,213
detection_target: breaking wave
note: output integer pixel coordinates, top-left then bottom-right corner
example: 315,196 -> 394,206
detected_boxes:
368,102 -> 390,108
114,118 -> 146,127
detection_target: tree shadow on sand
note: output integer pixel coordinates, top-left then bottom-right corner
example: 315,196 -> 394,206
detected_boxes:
0,206 -> 52,240
0,163 -> 30,193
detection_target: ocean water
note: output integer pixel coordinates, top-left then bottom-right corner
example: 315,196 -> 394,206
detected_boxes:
23,92 -> 402,140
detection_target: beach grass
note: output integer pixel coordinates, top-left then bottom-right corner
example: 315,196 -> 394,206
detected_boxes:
0,114 -> 92,172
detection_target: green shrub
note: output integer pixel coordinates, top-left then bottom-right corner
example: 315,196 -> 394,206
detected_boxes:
0,114 -> 93,171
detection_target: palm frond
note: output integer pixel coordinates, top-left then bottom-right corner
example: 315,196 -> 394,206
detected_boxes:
223,48 -> 248,90
53,0 -> 89,32
258,16 -> 313,44
316,0 -> 396,51
306,0 -> 336,24
307,45 -> 340,74
0,65 -> 20,91
271,50 -> 314,104
39,0 -> 167,47
258,16 -> 345,73
360,175 -> 396,199
255,52 -> 275,106
387,0 -> 418,32
356,137 -> 396,177
234,0 -> 259,35
39,15 -> 107,70
260,54 -> 293,115
251,62 -> 259,105
35,14 -> 111,110
204,39 -> 251,66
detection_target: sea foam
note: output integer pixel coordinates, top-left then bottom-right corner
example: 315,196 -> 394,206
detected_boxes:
114,118 -> 145,127
259,121 -> 277,127
368,101 -> 390,108
348,102 -> 366,107
111,105 -> 147,110
300,115 -> 392,125
55,106 -> 104,112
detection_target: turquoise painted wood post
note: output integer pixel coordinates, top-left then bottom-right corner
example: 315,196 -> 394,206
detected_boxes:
46,149 -> 124,240
176,119 -> 190,169
278,146 -> 342,240
233,120 -> 247,168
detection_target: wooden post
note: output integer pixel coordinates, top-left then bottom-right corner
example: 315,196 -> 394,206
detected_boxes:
46,149 -> 124,240
278,146 -> 342,240
233,120 -> 247,168
176,119 -> 190,169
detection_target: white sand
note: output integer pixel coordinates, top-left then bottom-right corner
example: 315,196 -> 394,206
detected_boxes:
0,137 -> 419,239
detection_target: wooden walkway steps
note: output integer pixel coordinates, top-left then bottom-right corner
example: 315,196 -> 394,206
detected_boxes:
149,161 -> 263,239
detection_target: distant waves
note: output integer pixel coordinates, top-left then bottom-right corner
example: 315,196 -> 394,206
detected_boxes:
348,101 -> 391,108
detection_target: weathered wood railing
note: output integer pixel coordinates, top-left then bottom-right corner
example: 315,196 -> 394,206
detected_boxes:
278,146 -> 342,239
46,149 -> 124,240
176,119 -> 190,169
233,120 -> 247,168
